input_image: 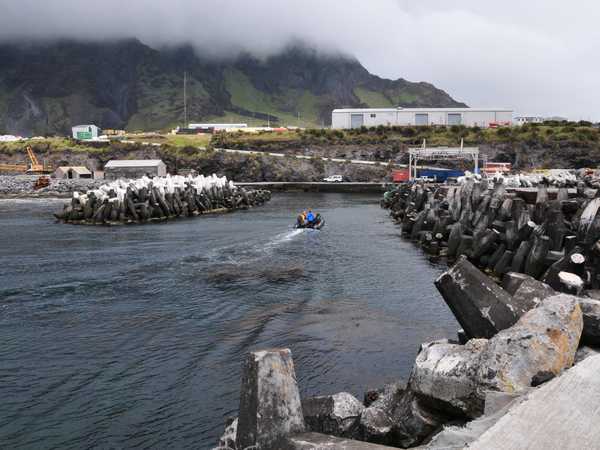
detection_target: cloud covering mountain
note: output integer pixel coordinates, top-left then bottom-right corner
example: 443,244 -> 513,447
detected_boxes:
2,0 -> 599,120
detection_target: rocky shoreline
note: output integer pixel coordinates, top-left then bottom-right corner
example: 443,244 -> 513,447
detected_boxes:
0,175 -> 105,198
212,177 -> 600,449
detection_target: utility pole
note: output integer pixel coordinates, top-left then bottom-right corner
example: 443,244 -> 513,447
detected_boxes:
297,111 -> 300,128
183,71 -> 187,128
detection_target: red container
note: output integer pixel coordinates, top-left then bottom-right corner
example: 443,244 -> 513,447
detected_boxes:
392,169 -> 410,183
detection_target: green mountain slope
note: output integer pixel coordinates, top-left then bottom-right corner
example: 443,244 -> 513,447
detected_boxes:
0,39 -> 466,135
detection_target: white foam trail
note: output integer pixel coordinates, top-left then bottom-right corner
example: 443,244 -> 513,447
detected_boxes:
266,229 -> 304,248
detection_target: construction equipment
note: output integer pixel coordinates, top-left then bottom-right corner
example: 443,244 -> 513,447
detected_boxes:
33,176 -> 51,190
0,146 -> 53,174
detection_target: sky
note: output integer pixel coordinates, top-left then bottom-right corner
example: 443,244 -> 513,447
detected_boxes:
2,0 -> 599,120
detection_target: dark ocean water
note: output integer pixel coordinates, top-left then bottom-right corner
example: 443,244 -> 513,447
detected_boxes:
0,193 -> 457,449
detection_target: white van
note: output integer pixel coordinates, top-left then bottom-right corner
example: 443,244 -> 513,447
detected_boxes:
323,175 -> 343,182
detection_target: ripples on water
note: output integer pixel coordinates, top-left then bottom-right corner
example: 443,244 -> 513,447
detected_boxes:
0,193 -> 457,449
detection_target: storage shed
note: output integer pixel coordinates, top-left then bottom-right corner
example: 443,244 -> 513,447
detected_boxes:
54,166 -> 93,179
332,107 -> 513,129
72,125 -> 101,140
104,160 -> 167,180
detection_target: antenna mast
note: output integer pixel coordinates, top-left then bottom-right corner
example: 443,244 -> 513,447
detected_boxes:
183,71 -> 188,128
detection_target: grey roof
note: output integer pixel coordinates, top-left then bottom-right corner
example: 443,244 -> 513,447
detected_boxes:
56,166 -> 92,175
73,124 -> 99,128
105,159 -> 165,168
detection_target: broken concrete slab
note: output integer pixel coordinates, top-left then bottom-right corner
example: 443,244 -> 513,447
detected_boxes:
236,349 -> 305,450
469,354 -> 600,450
419,391 -> 527,450
303,392 -> 364,438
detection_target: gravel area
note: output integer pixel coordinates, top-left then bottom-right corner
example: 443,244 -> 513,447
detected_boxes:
0,175 -> 105,198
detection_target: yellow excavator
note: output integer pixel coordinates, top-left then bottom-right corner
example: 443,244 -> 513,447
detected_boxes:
0,145 -> 53,174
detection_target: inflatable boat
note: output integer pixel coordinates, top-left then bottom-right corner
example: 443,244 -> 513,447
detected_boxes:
295,213 -> 325,230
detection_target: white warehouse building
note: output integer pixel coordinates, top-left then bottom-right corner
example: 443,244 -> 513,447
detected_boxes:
331,107 -> 513,129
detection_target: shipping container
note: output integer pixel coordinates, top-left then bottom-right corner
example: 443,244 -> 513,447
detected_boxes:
417,168 -> 464,182
392,169 -> 410,182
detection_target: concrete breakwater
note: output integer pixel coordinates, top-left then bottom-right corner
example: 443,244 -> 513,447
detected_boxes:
54,174 -> 271,225
212,178 -> 600,449
380,180 -> 600,294
213,263 -> 600,449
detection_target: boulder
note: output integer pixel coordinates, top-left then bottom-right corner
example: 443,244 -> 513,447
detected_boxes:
409,295 -> 582,419
434,256 -> 521,339
359,384 -> 404,444
236,349 -> 305,450
476,295 -> 582,392
302,392 -> 364,438
408,339 -> 486,417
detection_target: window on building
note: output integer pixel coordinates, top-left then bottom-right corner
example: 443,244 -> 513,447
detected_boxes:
415,113 -> 429,126
370,114 -> 377,118
447,113 -> 462,125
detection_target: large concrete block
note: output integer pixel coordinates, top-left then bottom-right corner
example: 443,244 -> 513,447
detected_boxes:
236,349 -> 305,450
435,256 -> 521,339
469,355 -> 600,449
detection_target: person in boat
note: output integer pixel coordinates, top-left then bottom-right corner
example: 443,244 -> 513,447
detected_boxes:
306,209 -> 315,224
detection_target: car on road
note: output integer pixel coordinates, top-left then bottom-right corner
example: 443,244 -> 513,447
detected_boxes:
323,175 -> 343,182
415,176 -> 437,183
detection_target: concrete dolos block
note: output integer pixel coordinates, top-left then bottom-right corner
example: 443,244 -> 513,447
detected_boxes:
435,256 -> 521,339
236,349 -> 305,450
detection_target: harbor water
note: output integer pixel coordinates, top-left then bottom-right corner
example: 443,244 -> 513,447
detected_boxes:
0,193 -> 457,449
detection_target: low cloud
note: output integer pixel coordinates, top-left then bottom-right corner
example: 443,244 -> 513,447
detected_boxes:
2,0 -> 599,120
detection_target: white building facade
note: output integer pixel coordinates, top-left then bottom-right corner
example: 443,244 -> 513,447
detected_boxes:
331,108 -> 513,129
72,124 -> 101,140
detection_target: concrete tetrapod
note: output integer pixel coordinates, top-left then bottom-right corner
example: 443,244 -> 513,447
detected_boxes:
434,256 -> 522,339
236,349 -> 305,450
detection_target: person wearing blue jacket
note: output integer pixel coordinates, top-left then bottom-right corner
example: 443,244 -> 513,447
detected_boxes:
306,210 -> 315,223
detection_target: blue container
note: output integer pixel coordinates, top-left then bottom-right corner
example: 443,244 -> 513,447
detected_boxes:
417,168 -> 465,182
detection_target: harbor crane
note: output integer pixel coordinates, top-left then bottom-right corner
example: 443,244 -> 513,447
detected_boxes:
0,145 -> 53,174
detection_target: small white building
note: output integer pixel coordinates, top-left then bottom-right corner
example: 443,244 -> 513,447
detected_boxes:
104,160 -> 167,180
72,124 -> 101,140
331,107 -> 513,129
54,166 -> 93,179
